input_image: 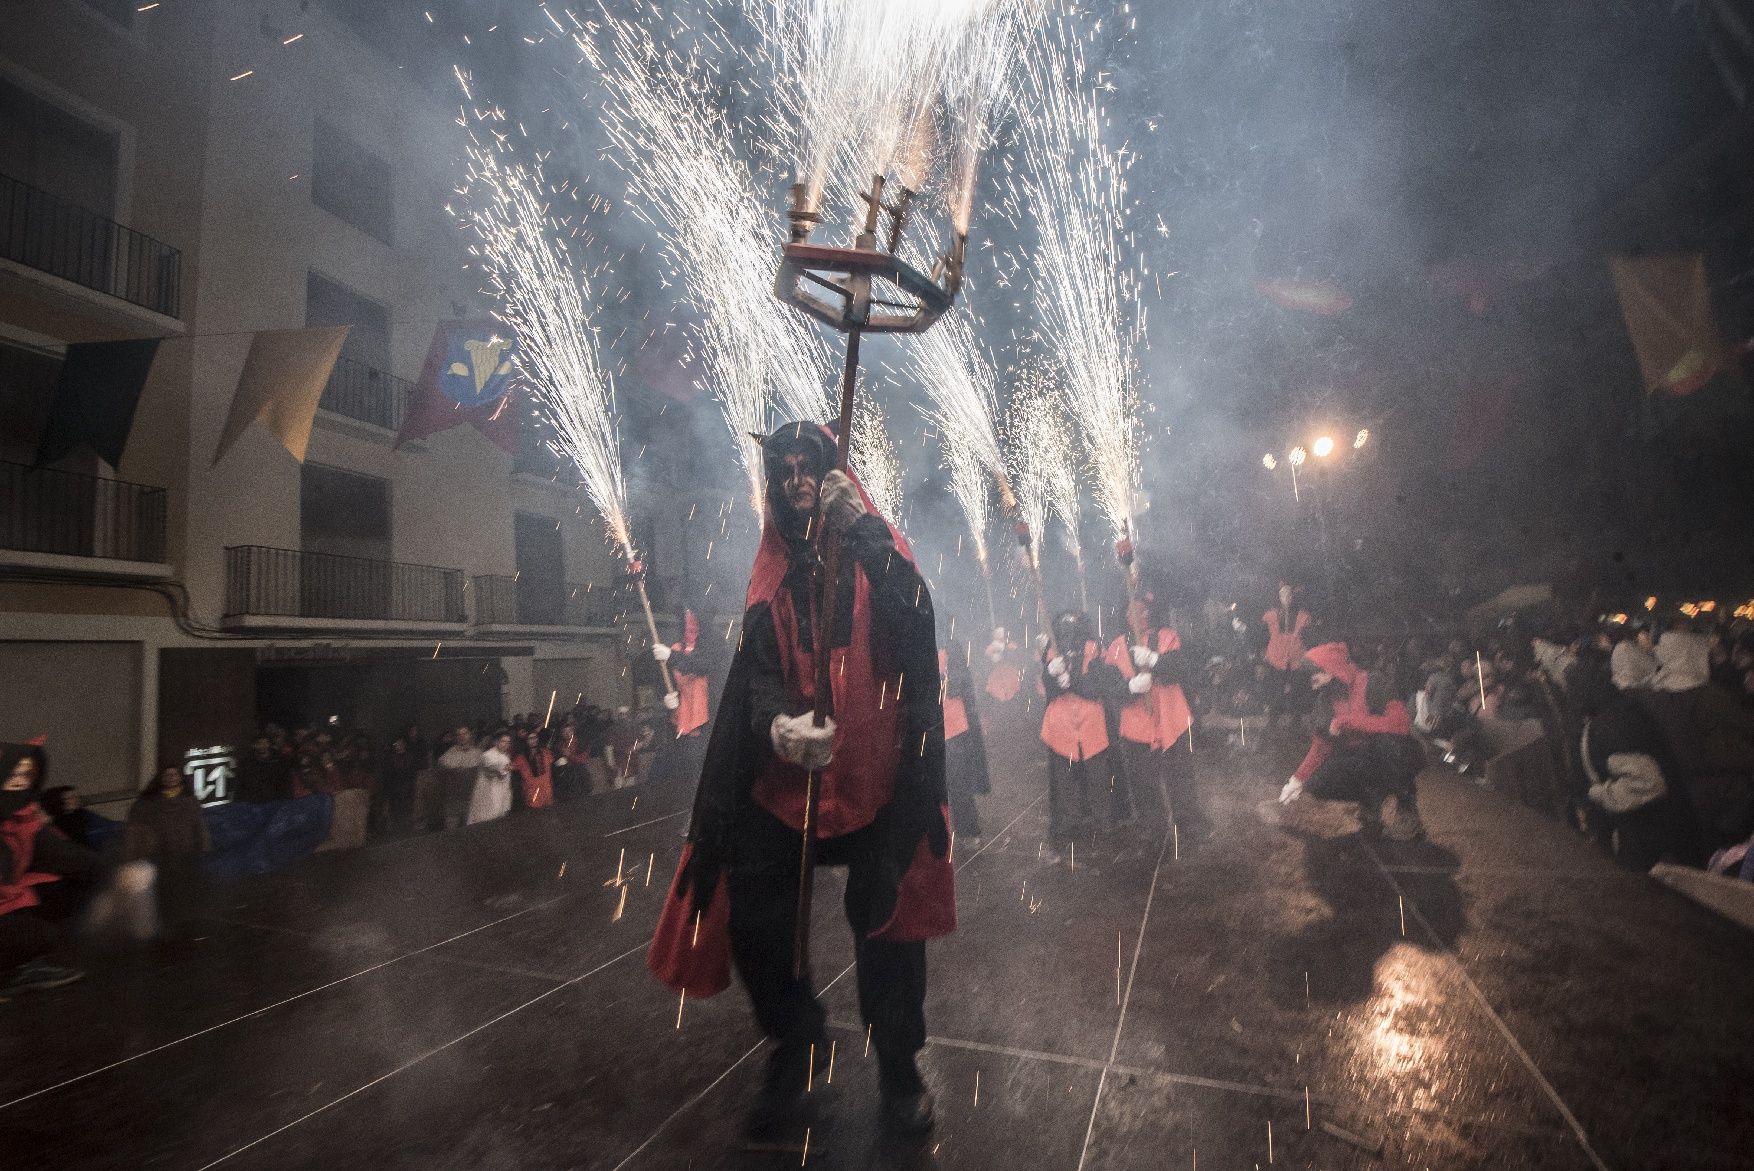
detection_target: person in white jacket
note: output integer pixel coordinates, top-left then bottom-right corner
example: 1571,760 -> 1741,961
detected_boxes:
467,732 -> 514,824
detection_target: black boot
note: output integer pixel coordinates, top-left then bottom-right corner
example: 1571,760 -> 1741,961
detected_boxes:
877,1053 -> 935,1137
744,1039 -> 816,1141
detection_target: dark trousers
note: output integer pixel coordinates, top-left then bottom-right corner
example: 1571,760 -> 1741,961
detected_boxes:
1047,748 -> 1126,843
728,806 -> 927,1093
1121,734 -> 1196,832
945,734 -> 982,837
0,876 -> 95,970
1307,736 -> 1421,815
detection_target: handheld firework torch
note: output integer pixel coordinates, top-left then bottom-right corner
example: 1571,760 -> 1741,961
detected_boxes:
774,173 -> 966,979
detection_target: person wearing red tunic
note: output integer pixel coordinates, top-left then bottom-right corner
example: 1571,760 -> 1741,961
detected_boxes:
940,638 -> 991,840
1262,581 -> 1314,737
650,607 -> 726,795
1040,609 -> 1134,853
649,423 -> 951,1141
1279,642 -> 1425,840
1103,591 -> 1197,835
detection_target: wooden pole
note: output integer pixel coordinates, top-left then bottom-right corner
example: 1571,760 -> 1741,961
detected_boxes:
632,568 -> 675,695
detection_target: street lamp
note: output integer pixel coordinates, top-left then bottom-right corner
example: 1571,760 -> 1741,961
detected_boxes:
1311,435 -> 1335,459
1261,453 -> 1277,470
1354,428 -> 1369,449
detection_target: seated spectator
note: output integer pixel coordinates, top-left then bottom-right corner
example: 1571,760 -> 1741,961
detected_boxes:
1610,625 -> 1659,692
2,741 -> 101,996
125,766 -> 211,922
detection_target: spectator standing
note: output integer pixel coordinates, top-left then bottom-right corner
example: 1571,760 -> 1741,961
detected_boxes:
513,729 -> 555,809
39,786 -> 114,851
467,732 -> 515,824
378,736 -> 421,836
235,735 -> 294,803
436,728 -> 483,830
124,766 -> 211,922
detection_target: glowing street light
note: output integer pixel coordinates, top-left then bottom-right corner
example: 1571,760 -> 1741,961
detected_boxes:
1311,435 -> 1335,458
1262,453 -> 1277,470
1354,428 -> 1369,449
1288,445 -> 1307,467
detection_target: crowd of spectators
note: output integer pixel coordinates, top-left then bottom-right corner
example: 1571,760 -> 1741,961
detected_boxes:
232,700 -> 673,837
1191,595 -> 1754,876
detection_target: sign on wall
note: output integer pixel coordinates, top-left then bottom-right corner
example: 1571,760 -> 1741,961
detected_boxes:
183,745 -> 236,805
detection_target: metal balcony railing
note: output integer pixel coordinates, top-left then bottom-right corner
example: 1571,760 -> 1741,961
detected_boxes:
317,354 -> 412,431
0,461 -> 167,562
0,172 -> 182,318
224,546 -> 465,623
472,574 -> 619,627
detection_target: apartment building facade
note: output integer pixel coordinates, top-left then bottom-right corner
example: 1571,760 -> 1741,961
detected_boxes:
1,0 -> 650,808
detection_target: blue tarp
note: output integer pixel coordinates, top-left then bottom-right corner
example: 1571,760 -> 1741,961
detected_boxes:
201,795 -> 335,882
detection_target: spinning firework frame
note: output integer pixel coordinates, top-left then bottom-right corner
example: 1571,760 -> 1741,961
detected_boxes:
775,173 -> 967,978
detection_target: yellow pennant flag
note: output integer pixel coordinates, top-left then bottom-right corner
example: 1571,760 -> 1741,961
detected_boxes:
1609,254 -> 1723,395
212,325 -> 350,465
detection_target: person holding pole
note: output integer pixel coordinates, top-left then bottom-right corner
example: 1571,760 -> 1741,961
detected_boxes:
1104,585 -> 1198,836
648,423 -> 953,1142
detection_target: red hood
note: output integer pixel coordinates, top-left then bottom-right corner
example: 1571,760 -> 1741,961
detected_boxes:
1303,642 -> 1359,685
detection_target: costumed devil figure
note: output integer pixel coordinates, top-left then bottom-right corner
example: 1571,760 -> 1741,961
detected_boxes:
1040,609 -> 1134,854
1103,583 -> 1198,835
648,422 -> 953,1141
1261,581 -> 1314,737
1278,642 -> 1426,841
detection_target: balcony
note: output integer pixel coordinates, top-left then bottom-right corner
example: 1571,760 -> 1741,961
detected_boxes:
0,172 -> 182,318
0,461 -> 167,570
224,546 -> 465,629
471,574 -> 619,630
318,354 -> 412,432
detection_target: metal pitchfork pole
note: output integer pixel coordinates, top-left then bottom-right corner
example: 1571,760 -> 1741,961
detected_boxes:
775,173 -> 964,979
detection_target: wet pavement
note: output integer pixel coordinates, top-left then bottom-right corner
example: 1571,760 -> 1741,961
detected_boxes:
3,722 -> 1751,1170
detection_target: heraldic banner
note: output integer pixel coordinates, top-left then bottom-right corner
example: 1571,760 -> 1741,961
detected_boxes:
396,320 -> 522,451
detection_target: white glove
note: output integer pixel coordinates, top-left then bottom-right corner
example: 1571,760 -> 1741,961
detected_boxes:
771,712 -> 836,770
1128,673 -> 1153,695
1034,633 -> 1051,652
1047,657 -> 1071,691
985,640 -> 1007,663
820,469 -> 866,531
662,691 -> 681,711
1278,777 -> 1304,804
1130,645 -> 1159,670
651,643 -> 672,663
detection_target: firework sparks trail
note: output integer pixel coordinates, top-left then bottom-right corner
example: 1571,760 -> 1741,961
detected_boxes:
1003,363 -> 1084,582
913,307 -> 1010,577
851,389 -> 903,521
942,0 -> 1048,234
571,9 -> 832,513
454,106 -> 634,556
1012,16 -> 1146,542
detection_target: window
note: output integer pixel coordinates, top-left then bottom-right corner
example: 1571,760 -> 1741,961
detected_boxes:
300,463 -> 391,562
514,512 -> 565,625
305,272 -> 390,369
0,338 -> 63,465
311,119 -> 393,244
0,78 -> 119,213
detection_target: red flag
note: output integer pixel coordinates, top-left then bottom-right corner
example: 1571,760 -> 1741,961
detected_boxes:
396,320 -> 522,452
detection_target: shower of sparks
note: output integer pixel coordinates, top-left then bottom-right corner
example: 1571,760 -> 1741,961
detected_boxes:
570,9 -> 832,512
914,306 -> 1010,573
1003,363 -> 1084,573
1011,15 -> 1146,541
453,102 -> 634,558
942,0 -> 1047,233
851,389 -> 904,520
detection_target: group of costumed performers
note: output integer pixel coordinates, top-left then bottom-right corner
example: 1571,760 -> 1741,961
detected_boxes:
1035,576 -> 1202,857
649,423 -> 953,1141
